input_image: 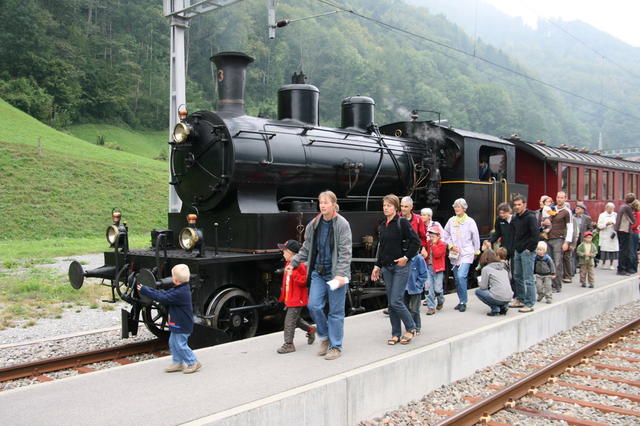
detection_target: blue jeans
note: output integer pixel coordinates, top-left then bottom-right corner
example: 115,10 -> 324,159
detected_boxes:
404,293 -> 422,332
169,332 -> 197,366
475,288 -> 509,313
425,265 -> 444,309
382,264 -> 416,337
308,270 -> 347,350
513,249 -> 536,307
452,263 -> 471,304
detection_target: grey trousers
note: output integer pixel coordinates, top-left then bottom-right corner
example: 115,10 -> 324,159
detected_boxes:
283,306 -> 312,344
547,238 -> 565,290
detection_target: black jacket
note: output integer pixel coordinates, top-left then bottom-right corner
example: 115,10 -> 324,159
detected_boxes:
375,215 -> 420,267
488,216 -> 515,256
512,209 -> 539,252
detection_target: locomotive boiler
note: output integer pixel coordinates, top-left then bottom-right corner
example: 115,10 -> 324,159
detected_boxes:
68,51 -> 523,345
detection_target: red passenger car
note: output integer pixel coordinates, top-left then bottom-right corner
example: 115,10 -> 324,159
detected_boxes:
512,136 -> 640,215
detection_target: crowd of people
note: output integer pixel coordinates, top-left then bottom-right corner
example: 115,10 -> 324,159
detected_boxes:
279,189 -> 640,359
138,189 -> 640,371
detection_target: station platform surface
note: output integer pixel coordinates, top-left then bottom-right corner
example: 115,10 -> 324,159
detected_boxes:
1,268 -> 638,426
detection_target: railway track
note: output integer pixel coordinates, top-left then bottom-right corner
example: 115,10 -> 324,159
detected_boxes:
0,339 -> 167,384
437,317 -> 640,425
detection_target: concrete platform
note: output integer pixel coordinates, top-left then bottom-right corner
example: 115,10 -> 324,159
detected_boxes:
1,269 -> 638,426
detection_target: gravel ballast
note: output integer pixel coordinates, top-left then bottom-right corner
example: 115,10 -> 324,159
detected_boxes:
362,299 -> 640,425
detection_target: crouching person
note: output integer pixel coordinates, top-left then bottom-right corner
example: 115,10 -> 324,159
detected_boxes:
277,239 -> 315,354
475,250 -> 513,316
136,264 -> 201,373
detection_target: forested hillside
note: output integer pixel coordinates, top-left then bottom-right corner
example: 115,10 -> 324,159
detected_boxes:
412,0 -> 640,150
1,0 -> 637,148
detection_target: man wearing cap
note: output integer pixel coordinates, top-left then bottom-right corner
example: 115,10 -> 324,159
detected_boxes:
570,204 -> 593,276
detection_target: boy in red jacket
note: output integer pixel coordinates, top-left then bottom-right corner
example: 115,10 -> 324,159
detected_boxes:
277,240 -> 316,354
424,227 -> 447,315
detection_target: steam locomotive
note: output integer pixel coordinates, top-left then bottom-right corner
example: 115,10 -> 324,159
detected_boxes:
68,51 -> 526,345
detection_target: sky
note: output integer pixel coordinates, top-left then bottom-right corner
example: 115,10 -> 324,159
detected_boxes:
483,0 -> 640,47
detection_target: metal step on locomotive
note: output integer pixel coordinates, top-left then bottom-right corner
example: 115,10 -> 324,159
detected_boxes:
68,52 -> 525,346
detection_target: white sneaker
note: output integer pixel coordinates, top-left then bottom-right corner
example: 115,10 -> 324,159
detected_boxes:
609,265 -> 615,270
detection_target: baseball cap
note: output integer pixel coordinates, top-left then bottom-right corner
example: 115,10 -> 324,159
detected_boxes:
277,239 -> 302,253
583,231 -> 593,237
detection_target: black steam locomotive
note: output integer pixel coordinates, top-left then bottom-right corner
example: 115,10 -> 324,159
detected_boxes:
68,52 -> 526,345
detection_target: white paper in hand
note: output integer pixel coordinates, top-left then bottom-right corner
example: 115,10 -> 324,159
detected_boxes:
327,277 -> 349,291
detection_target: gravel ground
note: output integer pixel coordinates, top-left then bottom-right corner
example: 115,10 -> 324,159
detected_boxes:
0,253 -> 127,345
361,299 -> 640,425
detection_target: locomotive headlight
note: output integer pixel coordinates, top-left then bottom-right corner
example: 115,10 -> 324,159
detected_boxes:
106,225 -> 120,245
173,122 -> 191,143
179,227 -> 199,250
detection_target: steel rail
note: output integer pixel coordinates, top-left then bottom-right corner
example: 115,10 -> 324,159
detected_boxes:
0,339 -> 167,382
436,317 -> 640,426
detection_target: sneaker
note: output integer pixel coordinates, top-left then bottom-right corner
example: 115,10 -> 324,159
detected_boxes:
545,298 -> 552,304
183,361 -> 201,374
509,299 -> 525,308
324,347 -> 341,360
318,339 -> 330,356
562,278 -> 572,283
552,288 -> 561,293
436,301 -> 444,310
499,306 -> 508,315
609,265 -> 615,270
164,363 -> 183,373
589,284 -> 594,288
422,300 -> 429,306
426,308 -> 436,315
383,308 -> 389,315
581,283 -> 586,287
454,304 -> 461,310
537,293 -> 544,302
518,306 -> 534,313
277,343 -> 296,354
486,311 -> 500,316
458,304 -> 467,312
306,327 -> 316,345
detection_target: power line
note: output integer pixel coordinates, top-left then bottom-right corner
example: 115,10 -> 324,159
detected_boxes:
515,1 -> 640,81
316,0 -> 640,122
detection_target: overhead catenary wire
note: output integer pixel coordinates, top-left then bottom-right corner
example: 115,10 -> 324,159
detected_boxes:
316,0 -> 640,123
514,0 -> 640,81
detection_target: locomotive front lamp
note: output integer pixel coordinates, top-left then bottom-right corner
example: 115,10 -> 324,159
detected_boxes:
106,210 -> 127,248
172,122 -> 192,143
178,214 -> 203,255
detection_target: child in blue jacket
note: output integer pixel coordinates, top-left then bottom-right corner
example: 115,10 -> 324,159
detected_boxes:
404,253 -> 429,334
137,264 -> 201,374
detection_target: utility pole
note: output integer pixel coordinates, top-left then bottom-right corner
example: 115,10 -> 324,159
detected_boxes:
162,0 -> 245,213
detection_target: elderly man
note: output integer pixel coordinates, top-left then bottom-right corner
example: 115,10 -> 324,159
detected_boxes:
400,196 -> 427,248
545,191 -> 573,292
571,203 -> 593,275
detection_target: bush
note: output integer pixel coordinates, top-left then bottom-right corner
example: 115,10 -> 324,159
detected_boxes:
0,77 -> 53,121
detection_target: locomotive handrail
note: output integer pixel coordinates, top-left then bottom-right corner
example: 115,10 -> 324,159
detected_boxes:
233,130 -> 275,164
233,130 -> 277,139
490,177 -> 497,231
306,138 -> 422,156
263,122 -> 418,145
501,178 -> 509,203
439,180 -> 493,185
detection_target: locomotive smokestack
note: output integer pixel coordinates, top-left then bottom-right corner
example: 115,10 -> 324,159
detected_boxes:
211,52 -> 254,115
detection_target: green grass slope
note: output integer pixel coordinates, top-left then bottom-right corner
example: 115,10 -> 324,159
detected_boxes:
0,98 -> 168,256
68,124 -> 166,160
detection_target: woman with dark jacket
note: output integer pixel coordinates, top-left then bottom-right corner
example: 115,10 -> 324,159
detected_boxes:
288,190 -> 352,361
371,194 -> 421,345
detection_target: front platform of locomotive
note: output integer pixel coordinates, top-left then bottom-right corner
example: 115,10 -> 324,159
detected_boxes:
67,51 -> 446,344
